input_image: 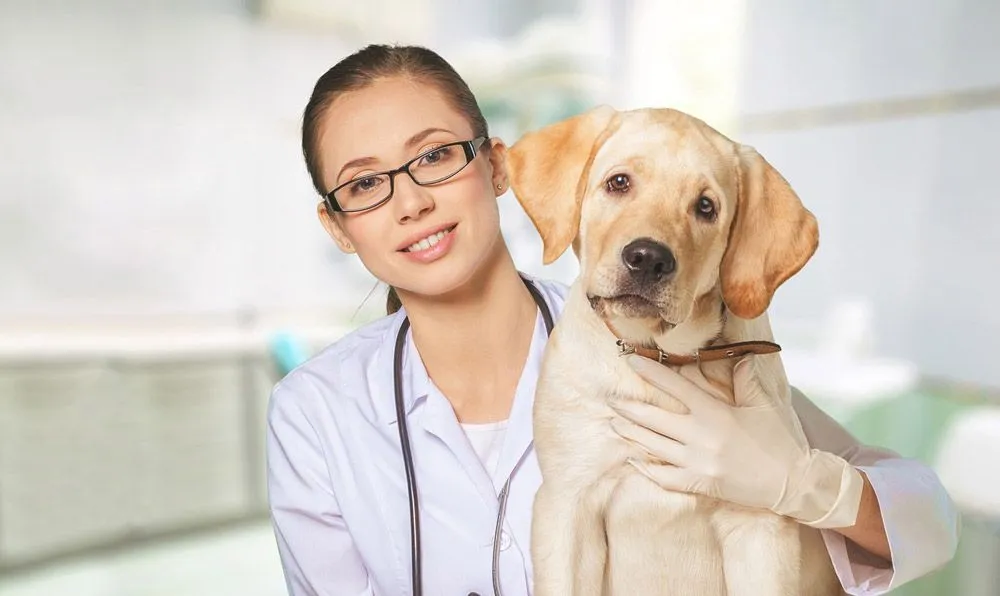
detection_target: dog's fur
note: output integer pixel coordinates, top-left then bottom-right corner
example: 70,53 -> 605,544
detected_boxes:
507,106 -> 844,595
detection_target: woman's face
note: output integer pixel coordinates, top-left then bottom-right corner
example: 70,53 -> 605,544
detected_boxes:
316,76 -> 509,302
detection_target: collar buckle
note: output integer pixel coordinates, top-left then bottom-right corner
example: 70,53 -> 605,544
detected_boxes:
616,339 -> 636,357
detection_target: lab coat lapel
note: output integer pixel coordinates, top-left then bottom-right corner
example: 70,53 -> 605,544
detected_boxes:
494,312 -> 547,486
420,388 -> 501,509
415,308 -> 551,513
393,323 -> 500,509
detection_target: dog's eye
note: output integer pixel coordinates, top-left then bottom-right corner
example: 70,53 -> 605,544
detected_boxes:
695,196 -> 716,220
606,174 -> 630,193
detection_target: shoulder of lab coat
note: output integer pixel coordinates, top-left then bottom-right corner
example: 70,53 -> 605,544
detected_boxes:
265,313 -> 399,595
790,387 -> 961,595
264,274 -> 570,595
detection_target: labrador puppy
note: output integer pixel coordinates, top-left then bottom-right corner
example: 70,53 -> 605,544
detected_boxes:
506,106 -> 843,596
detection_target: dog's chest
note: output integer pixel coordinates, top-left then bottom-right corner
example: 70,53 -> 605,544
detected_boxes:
533,345 -> 690,476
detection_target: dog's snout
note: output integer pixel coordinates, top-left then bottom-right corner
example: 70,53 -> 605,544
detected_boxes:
621,238 -> 676,283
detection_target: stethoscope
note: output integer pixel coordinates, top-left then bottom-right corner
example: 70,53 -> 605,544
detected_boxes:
391,275 -> 555,596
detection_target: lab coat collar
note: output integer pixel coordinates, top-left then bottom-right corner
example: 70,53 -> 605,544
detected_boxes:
406,310 -> 549,507
493,310 -> 548,483
372,308 -> 431,426
371,293 -> 550,452
370,305 -> 549,488
371,273 -> 560,428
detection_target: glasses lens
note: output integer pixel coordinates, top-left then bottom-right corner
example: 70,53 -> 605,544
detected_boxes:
333,173 -> 391,211
409,143 -> 471,185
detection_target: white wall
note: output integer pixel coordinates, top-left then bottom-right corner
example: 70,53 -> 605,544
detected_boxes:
0,1 -> 596,329
0,1 -> 371,322
733,0 -> 1000,386
4,0 -> 999,388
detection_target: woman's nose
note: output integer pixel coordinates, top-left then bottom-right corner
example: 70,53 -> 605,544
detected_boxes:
392,174 -> 435,222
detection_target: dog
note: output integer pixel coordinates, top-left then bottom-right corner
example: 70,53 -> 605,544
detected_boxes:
506,105 -> 844,596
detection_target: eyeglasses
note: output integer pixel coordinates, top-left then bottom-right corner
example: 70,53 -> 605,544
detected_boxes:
325,136 -> 488,213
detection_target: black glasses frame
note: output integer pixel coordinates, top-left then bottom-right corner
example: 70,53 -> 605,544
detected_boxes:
325,136 -> 488,214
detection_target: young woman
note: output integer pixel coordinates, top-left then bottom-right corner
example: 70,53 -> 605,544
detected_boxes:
265,44 -> 959,596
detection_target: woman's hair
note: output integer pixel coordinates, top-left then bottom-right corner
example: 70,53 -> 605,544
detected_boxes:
301,44 -> 490,316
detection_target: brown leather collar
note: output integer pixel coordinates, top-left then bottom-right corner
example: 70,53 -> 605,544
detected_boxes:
615,337 -> 781,366
599,304 -> 781,366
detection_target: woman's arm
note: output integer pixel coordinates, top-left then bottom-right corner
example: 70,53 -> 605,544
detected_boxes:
611,354 -> 961,595
790,387 -> 962,593
266,384 -> 376,596
838,472 -> 890,560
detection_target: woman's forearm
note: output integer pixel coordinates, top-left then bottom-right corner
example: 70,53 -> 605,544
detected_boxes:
830,470 -> 892,563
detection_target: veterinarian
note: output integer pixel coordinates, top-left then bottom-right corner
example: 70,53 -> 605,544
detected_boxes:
265,43 -> 960,596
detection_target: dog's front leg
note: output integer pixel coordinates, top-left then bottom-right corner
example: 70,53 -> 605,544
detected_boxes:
572,476 -> 620,596
714,509 -> 804,596
531,477 -> 615,596
531,482 -> 582,596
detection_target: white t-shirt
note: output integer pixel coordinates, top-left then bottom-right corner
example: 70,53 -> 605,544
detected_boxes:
460,419 -> 509,490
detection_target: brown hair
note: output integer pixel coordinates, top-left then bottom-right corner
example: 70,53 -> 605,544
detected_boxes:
301,44 -> 490,315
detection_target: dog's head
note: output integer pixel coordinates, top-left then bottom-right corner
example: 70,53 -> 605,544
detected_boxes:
507,105 -> 818,344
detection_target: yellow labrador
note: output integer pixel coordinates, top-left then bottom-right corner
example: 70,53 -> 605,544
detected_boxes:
507,106 -> 843,595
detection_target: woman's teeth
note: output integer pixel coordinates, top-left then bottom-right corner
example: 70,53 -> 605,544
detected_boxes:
406,228 -> 450,252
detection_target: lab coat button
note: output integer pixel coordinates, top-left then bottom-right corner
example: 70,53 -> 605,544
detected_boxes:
499,531 -> 512,551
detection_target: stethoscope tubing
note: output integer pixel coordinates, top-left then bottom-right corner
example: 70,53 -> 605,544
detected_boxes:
392,277 -> 554,596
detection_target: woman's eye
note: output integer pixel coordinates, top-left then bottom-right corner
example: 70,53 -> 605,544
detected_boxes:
350,176 -> 382,194
695,196 -> 717,220
606,173 -> 630,193
420,147 -> 449,165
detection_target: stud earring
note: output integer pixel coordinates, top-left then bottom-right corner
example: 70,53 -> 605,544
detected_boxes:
497,184 -> 503,190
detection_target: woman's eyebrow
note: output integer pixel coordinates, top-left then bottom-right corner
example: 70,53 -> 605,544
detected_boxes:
405,127 -> 454,148
335,127 -> 457,183
337,156 -> 379,182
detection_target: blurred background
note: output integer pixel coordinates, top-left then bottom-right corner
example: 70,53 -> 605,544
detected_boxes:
1,0 -> 998,594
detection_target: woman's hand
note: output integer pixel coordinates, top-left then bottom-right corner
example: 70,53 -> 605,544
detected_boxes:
610,354 -> 864,529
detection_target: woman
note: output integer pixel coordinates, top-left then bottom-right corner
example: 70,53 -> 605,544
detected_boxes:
265,43 -> 959,596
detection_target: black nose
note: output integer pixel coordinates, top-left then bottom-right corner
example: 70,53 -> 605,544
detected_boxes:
621,238 -> 676,284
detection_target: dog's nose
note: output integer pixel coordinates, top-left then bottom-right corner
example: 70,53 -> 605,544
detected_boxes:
621,238 -> 676,283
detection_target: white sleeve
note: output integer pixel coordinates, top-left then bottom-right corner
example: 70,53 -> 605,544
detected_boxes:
791,387 -> 961,595
266,384 -> 377,596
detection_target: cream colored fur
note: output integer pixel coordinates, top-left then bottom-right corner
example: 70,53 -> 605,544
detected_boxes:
507,106 -> 844,596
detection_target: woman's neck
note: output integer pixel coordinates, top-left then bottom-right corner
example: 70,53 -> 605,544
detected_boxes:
399,242 -> 539,423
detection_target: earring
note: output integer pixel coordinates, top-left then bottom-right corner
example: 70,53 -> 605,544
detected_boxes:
497,183 -> 503,190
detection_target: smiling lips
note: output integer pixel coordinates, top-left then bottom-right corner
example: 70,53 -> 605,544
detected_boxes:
402,224 -> 456,252
397,223 -> 459,263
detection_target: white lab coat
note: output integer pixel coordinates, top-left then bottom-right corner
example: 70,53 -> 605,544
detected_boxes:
265,275 -> 960,596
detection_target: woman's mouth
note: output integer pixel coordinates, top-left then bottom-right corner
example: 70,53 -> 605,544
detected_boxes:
398,224 -> 459,264
401,224 -> 457,253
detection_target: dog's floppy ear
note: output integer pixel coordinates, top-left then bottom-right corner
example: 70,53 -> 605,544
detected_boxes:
721,145 -> 819,319
507,105 -> 617,264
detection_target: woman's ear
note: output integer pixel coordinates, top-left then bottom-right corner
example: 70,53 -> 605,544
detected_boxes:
316,201 -> 356,254
486,137 -> 509,195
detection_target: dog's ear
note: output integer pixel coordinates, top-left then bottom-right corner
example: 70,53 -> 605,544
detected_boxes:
507,105 -> 617,264
721,145 -> 819,319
